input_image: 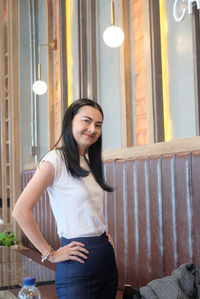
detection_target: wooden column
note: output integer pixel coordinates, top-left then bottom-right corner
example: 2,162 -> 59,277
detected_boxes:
118,0 -> 133,148
55,0 -> 68,140
78,0 -> 97,101
0,0 -> 20,235
78,0 -> 88,98
45,0 -> 55,148
0,0 -> 9,229
149,0 -> 164,142
192,6 -> 200,135
143,0 -> 154,144
8,0 -> 20,234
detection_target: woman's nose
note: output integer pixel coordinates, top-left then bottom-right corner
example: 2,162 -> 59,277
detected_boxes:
88,123 -> 96,133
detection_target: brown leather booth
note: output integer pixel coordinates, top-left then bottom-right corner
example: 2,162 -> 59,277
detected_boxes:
20,144 -> 200,293
103,150 -> 200,289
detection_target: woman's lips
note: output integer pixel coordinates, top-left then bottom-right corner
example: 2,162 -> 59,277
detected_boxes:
83,133 -> 95,138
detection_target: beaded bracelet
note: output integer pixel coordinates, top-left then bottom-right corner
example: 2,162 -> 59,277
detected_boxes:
41,246 -> 53,263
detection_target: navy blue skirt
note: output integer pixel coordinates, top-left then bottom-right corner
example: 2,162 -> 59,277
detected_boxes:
55,232 -> 118,299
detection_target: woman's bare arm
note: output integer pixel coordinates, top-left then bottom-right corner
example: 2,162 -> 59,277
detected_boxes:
12,161 -> 89,263
12,161 -> 55,255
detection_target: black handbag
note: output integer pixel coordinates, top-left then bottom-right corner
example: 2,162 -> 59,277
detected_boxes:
123,284 -> 142,299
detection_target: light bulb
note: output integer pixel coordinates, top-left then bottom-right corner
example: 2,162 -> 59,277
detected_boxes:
32,80 -> 47,95
103,25 -> 124,48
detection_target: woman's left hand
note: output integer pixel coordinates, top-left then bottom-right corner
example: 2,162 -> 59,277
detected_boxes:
106,232 -> 114,248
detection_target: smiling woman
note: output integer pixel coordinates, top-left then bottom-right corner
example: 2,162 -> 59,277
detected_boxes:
72,105 -> 103,156
12,99 -> 118,299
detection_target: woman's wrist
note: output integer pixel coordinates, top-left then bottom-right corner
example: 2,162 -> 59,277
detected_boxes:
47,249 -> 56,263
41,245 -> 54,263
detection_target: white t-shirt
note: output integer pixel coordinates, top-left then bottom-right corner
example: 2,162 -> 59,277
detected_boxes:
41,150 -> 106,239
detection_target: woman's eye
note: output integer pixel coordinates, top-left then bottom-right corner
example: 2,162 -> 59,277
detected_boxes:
96,124 -> 102,129
83,119 -> 89,123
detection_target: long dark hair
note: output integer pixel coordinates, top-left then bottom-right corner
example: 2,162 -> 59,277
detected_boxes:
54,98 -> 113,192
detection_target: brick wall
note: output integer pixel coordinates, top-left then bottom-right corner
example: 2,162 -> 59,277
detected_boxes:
132,0 -> 147,145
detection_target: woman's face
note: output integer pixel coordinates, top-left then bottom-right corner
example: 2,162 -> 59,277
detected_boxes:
72,105 -> 103,155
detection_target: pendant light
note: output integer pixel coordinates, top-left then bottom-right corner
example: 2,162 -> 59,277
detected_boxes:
103,0 -> 124,48
32,40 -> 56,95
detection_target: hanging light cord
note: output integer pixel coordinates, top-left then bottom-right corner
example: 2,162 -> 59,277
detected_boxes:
111,0 -> 115,25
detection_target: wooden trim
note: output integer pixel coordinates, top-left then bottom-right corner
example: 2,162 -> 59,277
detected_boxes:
0,0 -> 8,226
45,0 -> 55,148
87,0 -> 97,102
8,0 -> 20,231
0,0 -> 20,234
56,0 -> 67,120
78,0 -> 88,98
0,1 -> 2,200
149,0 -> 164,142
118,0 -> 133,148
103,136 -> 200,160
143,0 -> 154,144
192,6 -> 200,135
77,0 -> 97,101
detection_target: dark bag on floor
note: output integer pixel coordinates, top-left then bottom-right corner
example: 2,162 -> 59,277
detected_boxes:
123,284 -> 142,299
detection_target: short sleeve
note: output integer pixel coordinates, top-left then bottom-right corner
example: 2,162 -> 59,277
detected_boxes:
40,150 -> 64,181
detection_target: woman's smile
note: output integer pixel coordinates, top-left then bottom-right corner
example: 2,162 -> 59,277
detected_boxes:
83,132 -> 95,138
72,105 -> 103,155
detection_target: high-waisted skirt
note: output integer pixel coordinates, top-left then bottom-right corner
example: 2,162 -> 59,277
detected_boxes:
55,232 -> 118,299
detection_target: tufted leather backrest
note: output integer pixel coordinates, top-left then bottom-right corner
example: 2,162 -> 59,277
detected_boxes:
103,150 -> 200,289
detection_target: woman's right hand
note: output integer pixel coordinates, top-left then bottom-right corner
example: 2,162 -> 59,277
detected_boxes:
48,241 -> 89,264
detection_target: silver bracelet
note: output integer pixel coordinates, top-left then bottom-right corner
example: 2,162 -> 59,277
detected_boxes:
41,246 -> 53,263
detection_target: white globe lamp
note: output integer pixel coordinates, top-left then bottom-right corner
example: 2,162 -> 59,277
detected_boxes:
103,1 -> 124,48
103,25 -> 124,48
32,80 -> 47,95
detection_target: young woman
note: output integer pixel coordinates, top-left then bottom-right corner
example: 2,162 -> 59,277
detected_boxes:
12,98 -> 118,299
